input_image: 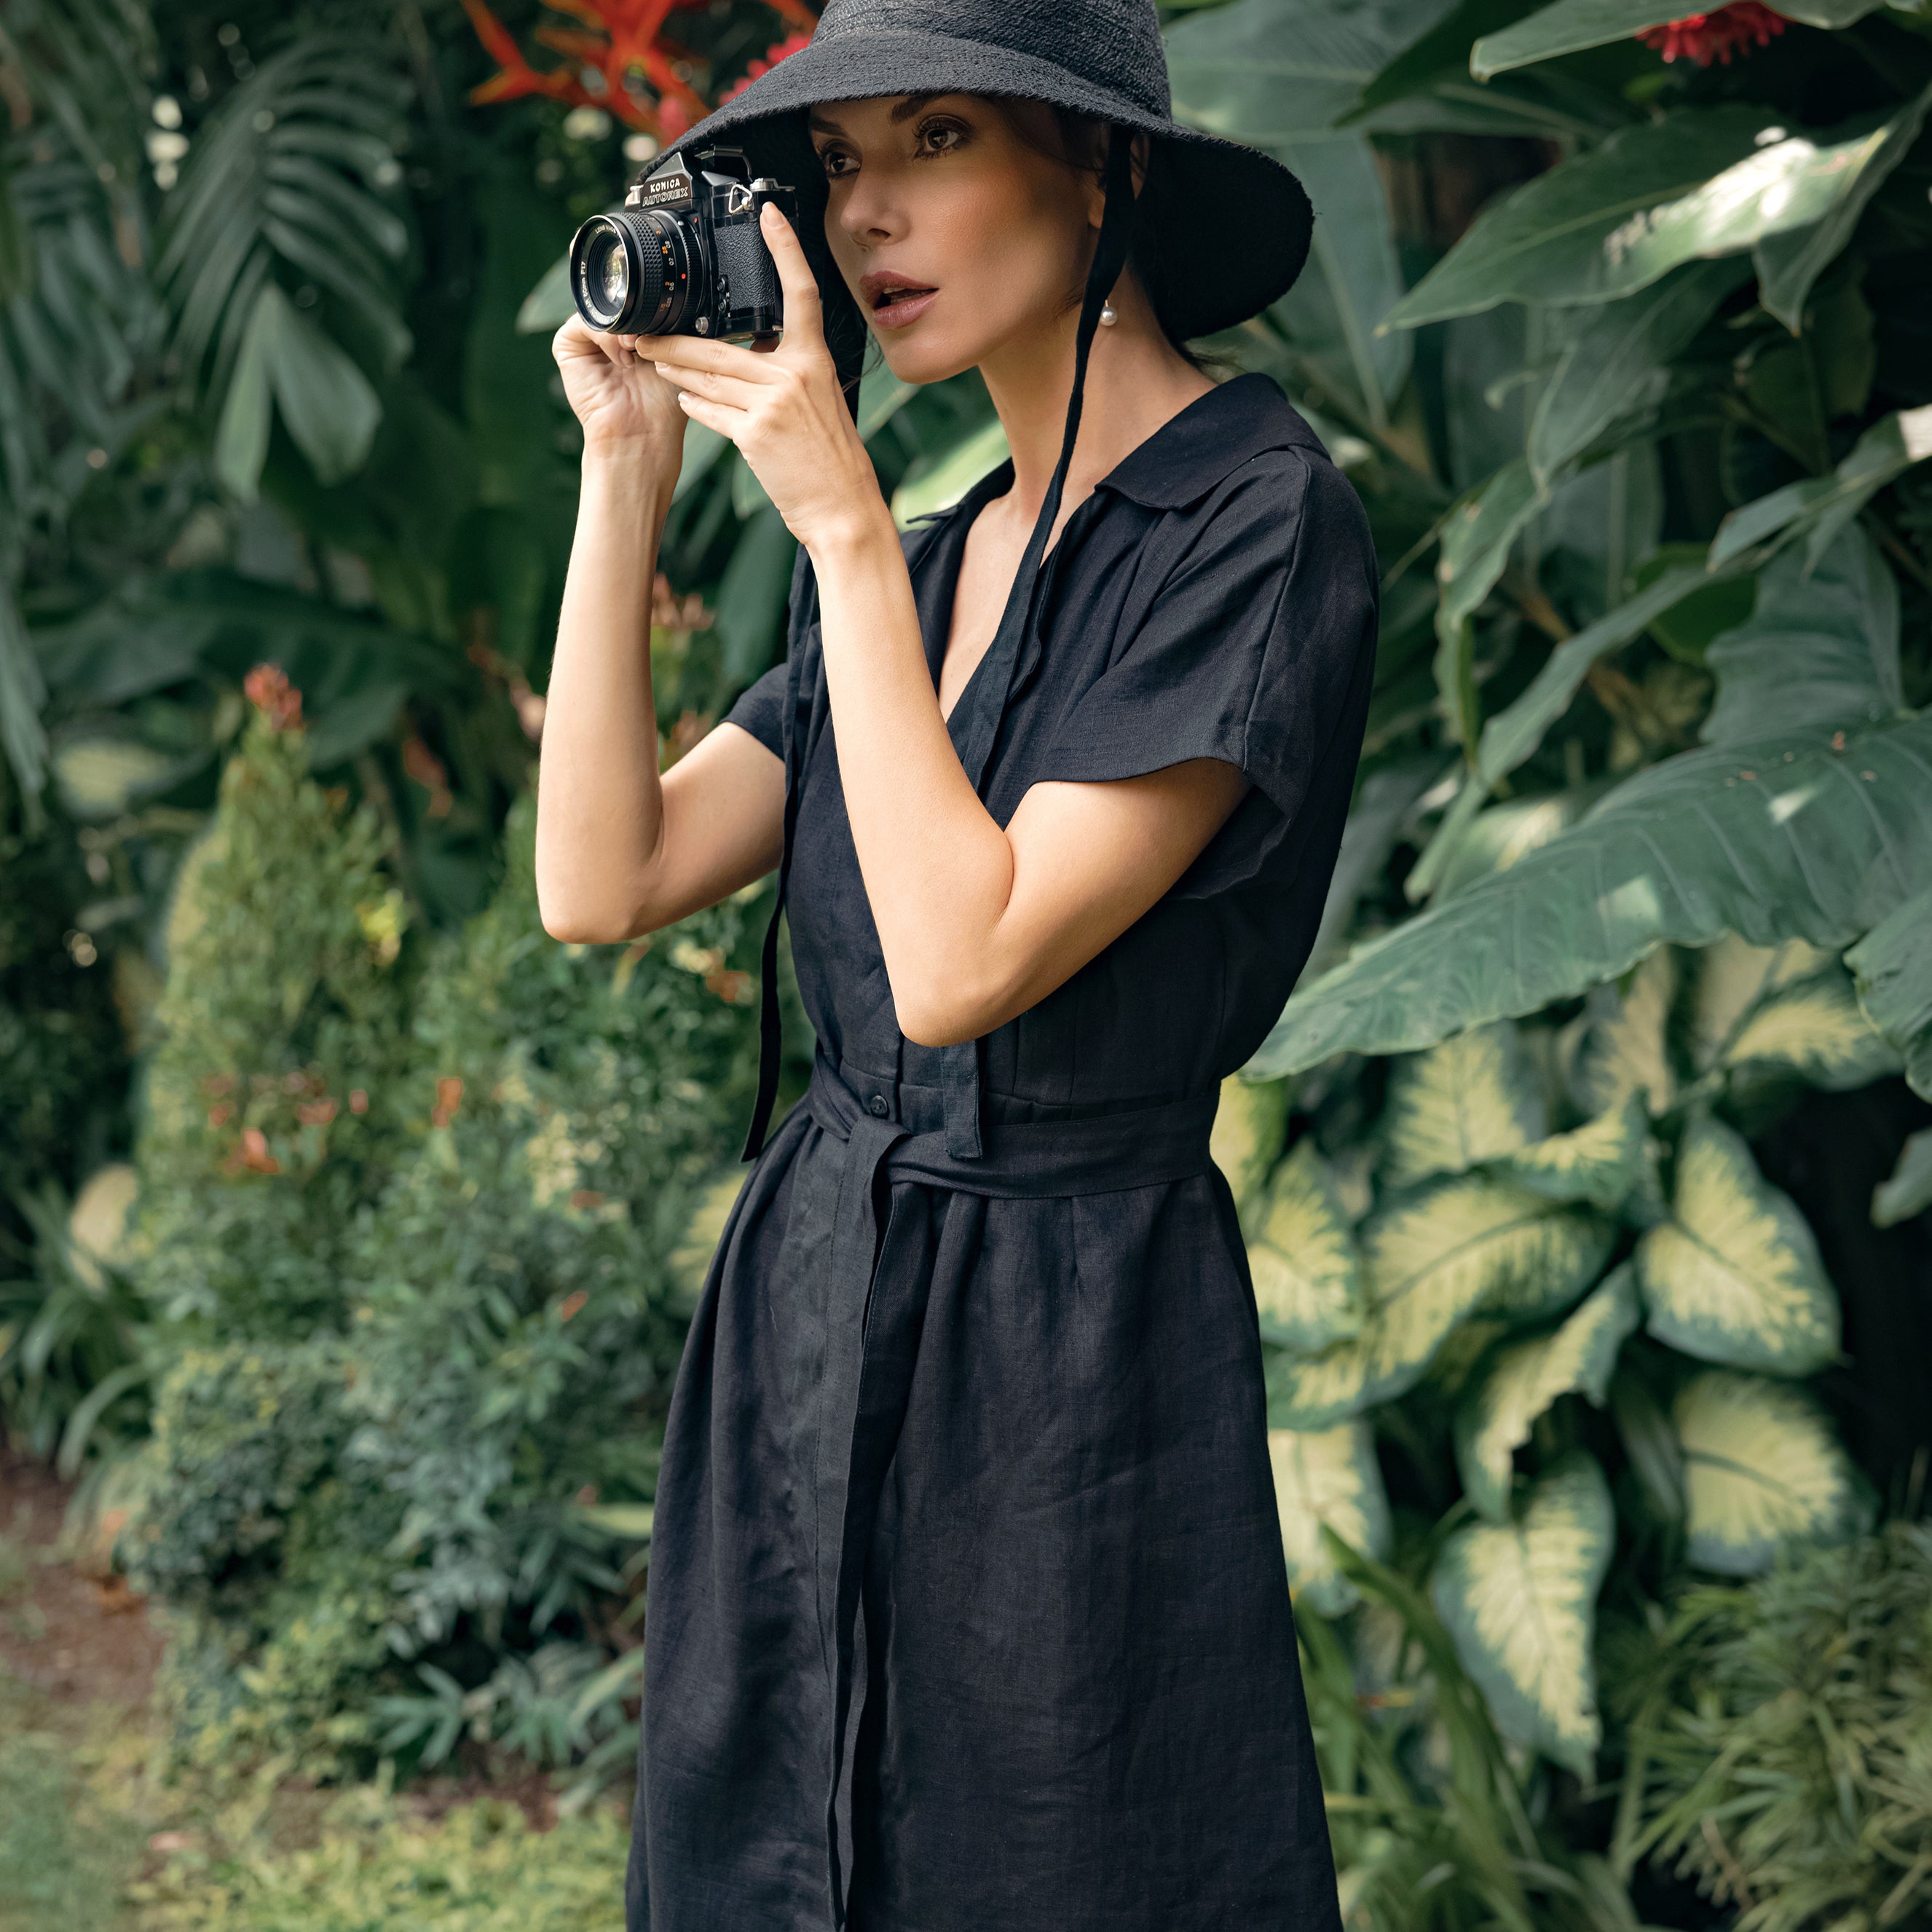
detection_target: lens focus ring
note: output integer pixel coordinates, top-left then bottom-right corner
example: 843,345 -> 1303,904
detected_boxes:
569,210 -> 690,334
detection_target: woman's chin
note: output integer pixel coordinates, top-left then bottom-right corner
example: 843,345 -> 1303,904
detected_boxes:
870,329 -> 975,387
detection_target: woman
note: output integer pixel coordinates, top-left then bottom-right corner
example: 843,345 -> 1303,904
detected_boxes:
535,4 -> 1379,1928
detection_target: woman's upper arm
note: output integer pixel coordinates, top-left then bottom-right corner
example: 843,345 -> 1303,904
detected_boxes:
916,757 -> 1248,1044
543,717 -> 784,942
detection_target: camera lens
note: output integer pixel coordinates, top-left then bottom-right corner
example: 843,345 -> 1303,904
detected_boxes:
569,209 -> 694,336
601,246 -> 628,308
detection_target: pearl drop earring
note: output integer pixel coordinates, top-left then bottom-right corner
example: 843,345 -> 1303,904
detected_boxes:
1099,301 -> 1118,326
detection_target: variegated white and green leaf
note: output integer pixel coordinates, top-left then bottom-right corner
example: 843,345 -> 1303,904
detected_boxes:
1692,934 -> 1897,1089
1571,949 -> 1678,1119
1490,1093 -> 1648,1210
1268,1421 -> 1392,1617
668,1169 -> 747,1309
1872,1127 -> 1932,1230
1383,1020 -> 1548,1187
1719,974 -> 1899,1090
1674,1368 -> 1869,1574
1247,1140 -> 1365,1352
1212,1073 -> 1294,1221
1636,1115 -> 1840,1375
1430,1450 -> 1614,1778
1266,1177 -> 1612,1427
1455,1266 -> 1641,1521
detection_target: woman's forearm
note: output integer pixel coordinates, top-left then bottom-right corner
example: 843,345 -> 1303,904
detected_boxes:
808,508 -> 1021,1046
535,448 -> 676,942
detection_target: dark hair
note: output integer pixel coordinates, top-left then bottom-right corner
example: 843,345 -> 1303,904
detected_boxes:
1030,103 -> 1213,372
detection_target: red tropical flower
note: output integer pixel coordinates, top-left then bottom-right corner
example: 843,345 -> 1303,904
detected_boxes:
243,661 -> 303,732
462,0 -> 816,139
1636,1 -> 1786,64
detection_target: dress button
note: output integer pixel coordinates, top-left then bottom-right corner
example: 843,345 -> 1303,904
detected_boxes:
867,1093 -> 890,1118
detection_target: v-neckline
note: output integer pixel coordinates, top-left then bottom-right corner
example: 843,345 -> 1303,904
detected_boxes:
919,460 -> 1089,737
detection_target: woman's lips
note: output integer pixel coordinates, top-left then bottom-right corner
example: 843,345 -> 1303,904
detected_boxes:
860,272 -> 938,328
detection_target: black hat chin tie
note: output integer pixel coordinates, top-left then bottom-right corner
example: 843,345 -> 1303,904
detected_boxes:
738,127 -> 1140,1168
935,125 -> 1137,1159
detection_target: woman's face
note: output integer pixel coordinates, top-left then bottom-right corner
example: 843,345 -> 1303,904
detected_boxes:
807,93 -> 1101,384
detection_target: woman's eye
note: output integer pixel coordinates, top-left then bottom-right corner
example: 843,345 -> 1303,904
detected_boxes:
917,122 -> 965,156
818,147 -> 855,178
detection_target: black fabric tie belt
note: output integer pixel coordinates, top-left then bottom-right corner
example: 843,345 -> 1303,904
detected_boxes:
797,1046 -> 1220,1928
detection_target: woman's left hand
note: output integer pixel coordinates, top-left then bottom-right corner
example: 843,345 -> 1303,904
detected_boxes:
648,202 -> 883,553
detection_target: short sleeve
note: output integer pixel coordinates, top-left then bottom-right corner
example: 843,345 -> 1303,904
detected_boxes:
719,659 -> 788,761
1036,447 -> 1379,895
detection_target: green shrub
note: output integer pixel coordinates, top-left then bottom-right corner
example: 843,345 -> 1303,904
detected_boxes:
1614,1521 -> 1932,1932
119,694 -> 766,1772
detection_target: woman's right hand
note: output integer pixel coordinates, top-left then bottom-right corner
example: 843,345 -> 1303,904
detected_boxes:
553,314 -> 689,481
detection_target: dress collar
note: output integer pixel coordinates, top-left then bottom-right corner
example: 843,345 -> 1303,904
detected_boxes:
906,374 -> 1325,565
1095,372 -> 1328,509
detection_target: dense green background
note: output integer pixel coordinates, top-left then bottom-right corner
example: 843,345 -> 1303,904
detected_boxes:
4,0 -> 1932,1924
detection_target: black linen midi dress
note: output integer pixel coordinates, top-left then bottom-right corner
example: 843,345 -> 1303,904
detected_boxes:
626,372 -> 1380,1932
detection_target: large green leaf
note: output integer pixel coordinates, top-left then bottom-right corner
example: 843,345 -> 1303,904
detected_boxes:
1847,886 -> 1932,1100
1268,1420 -> 1392,1615
159,36 -> 411,413
1700,529 -> 1900,746
1454,1266 -> 1640,1521
1430,1448 -> 1614,1776
1753,83 -> 1932,331
1266,1177 -> 1611,1426
1382,108 -> 1897,326
1872,1128 -> 1932,1229
1470,0 -> 1709,74
1247,1140 -> 1365,1350
1527,259 -> 1749,488
1434,459 -> 1546,753
1569,950 -> 1678,1118
1491,1093 -> 1649,1209
1383,1020 -> 1548,1187
1636,1114 -> 1840,1375
891,417 -> 1009,527
1711,405 -> 1932,574
1673,1368 -> 1869,1574
1691,936 -> 1899,1091
1271,136 -> 1411,427
1212,1073 -> 1294,1217
1167,0 -> 1419,143
712,505 -> 798,683
1247,714 -> 1932,1073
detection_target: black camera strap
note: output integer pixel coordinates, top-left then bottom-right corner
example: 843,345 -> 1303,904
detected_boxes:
738,125 -> 1139,1167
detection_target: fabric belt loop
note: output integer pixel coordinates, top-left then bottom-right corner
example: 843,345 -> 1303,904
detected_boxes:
937,126 -> 1140,1162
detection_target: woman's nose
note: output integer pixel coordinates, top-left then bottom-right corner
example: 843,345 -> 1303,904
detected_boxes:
835,173 -> 904,247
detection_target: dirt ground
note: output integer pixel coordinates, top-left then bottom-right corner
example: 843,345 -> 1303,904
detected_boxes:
0,1451 -> 164,1717
0,1447 -> 592,1840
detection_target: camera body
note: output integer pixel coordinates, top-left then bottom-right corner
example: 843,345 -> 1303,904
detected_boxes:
569,146 -> 797,343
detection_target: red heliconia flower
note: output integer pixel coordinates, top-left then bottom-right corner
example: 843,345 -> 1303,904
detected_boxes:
462,0 -> 816,139
243,661 -> 303,732
1636,1 -> 1786,64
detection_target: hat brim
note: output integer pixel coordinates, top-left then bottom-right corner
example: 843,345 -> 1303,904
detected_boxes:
658,31 -> 1312,345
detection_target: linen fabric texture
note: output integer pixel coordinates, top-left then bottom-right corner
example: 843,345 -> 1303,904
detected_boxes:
626,373 -> 1379,1931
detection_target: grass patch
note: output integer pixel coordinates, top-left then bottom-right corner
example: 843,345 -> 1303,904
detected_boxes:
136,1792 -> 631,1931
0,1674 -> 144,1928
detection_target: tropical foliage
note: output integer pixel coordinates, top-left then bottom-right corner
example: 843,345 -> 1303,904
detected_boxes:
4,0 -> 1931,1923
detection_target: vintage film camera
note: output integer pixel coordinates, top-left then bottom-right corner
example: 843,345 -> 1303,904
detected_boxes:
568,145 -> 797,343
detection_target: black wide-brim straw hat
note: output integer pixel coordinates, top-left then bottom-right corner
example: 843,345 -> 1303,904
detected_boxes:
655,0 -> 1314,374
